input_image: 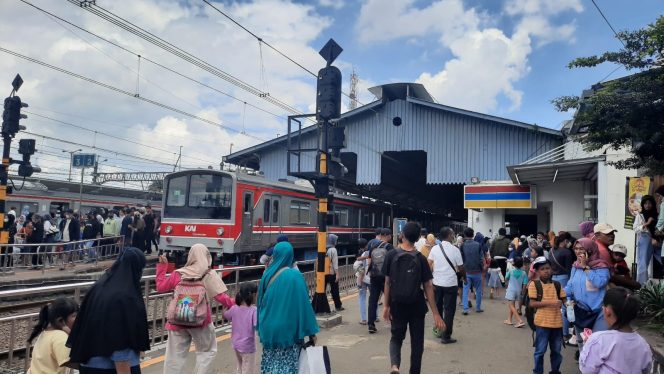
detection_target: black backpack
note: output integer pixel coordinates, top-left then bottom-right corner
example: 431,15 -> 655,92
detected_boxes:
523,280 -> 563,343
389,250 -> 422,304
370,242 -> 389,277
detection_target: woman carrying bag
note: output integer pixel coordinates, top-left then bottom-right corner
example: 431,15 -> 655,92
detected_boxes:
156,244 -> 235,374
257,241 -> 319,374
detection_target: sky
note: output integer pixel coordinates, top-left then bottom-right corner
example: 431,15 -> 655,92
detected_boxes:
0,0 -> 662,186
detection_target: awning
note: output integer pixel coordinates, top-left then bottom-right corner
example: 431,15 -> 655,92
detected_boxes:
507,156 -> 605,185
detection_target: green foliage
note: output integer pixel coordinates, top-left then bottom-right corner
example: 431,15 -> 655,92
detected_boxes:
554,16 -> 664,175
638,281 -> 664,324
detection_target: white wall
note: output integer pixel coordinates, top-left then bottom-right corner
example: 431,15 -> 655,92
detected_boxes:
597,150 -> 639,265
468,208 -> 504,238
537,181 -> 586,235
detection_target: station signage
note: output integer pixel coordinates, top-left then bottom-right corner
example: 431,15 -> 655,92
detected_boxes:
464,184 -> 533,209
72,153 -> 96,168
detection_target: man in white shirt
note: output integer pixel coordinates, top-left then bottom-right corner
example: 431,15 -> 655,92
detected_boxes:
428,227 -> 466,344
415,228 -> 428,252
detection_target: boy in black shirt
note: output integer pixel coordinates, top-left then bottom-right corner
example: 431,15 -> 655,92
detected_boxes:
382,222 -> 444,374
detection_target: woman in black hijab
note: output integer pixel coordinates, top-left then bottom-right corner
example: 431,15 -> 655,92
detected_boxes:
67,247 -> 150,374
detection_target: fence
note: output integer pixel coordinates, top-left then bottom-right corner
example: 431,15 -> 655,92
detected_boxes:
0,255 -> 357,373
0,236 -> 125,274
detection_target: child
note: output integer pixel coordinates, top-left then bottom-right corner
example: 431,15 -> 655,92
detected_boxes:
504,257 -> 527,327
353,238 -> 370,325
27,298 -> 79,374
579,287 -> 652,373
487,259 -> 503,298
224,283 -> 258,374
610,244 -> 631,278
529,258 -> 566,374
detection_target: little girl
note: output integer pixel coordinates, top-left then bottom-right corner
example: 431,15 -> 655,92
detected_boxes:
504,257 -> 527,327
224,283 -> 258,374
579,287 -> 652,373
353,238 -> 370,325
27,298 -> 79,374
487,259 -> 504,299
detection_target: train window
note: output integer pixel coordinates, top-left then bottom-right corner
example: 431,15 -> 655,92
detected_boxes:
272,200 -> 279,224
371,213 -> 375,227
289,201 -> 310,224
263,198 -> 271,223
243,193 -> 252,213
13,201 -> 39,216
166,176 -> 187,207
333,208 -> 349,226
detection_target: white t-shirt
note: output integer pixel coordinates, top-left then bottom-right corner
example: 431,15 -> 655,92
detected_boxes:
415,237 -> 427,252
428,241 -> 463,287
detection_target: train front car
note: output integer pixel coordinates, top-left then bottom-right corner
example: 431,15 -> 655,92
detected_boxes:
160,170 -> 238,265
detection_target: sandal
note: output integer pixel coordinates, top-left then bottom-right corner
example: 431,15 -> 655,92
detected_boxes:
503,320 -> 513,325
515,322 -> 525,328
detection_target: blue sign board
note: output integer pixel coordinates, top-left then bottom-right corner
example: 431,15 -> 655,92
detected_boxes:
72,153 -> 96,168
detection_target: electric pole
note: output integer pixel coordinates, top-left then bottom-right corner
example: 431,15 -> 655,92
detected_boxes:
1,74 -> 39,273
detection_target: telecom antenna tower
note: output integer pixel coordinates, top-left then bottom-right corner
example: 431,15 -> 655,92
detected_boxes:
349,68 -> 358,110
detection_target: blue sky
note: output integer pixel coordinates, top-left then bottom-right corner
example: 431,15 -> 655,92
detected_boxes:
0,0 -> 662,178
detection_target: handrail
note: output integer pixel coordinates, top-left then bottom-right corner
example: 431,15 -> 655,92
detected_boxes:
0,236 -> 124,248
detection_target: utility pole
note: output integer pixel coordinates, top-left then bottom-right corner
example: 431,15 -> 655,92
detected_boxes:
1,74 -> 39,273
173,146 -> 182,172
349,67 -> 359,110
64,148 -> 82,182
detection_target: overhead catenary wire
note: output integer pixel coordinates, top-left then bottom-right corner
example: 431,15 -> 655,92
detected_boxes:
65,0 -> 303,116
0,46 -> 266,143
589,0 -> 626,48
18,0 -> 286,122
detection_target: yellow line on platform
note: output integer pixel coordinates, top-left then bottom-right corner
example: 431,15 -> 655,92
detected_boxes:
140,292 -> 359,368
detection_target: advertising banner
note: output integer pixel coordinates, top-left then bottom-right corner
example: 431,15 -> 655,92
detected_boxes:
625,177 -> 652,229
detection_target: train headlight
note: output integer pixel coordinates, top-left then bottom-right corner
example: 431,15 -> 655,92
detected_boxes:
216,227 -> 224,236
165,225 -> 173,234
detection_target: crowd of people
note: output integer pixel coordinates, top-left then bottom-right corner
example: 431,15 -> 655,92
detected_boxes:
22,194 -> 663,374
0,205 -> 160,270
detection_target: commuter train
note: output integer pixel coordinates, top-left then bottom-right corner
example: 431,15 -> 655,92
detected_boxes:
7,178 -> 162,216
159,169 -> 392,265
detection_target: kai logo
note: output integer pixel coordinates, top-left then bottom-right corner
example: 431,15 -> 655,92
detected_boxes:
184,225 -> 197,233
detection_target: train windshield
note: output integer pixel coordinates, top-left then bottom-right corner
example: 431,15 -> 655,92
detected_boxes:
164,173 -> 233,219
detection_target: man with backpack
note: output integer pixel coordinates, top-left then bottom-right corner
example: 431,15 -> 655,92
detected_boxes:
367,228 -> 393,333
527,257 -> 566,374
428,227 -> 465,344
383,222 -> 444,374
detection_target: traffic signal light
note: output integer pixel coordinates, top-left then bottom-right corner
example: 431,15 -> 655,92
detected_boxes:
328,126 -> 346,149
2,96 -> 28,137
17,138 -> 39,177
316,66 -> 341,121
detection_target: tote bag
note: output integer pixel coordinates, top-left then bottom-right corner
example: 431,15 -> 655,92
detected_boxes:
298,345 -> 331,374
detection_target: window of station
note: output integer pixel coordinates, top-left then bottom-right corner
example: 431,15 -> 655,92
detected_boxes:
272,200 -> 279,224
333,208 -> 349,226
289,201 -> 310,224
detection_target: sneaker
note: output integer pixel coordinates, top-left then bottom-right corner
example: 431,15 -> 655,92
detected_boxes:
440,338 -> 457,344
336,307 -> 345,312
359,320 -> 367,325
375,318 -> 380,323
368,325 -> 377,334
568,335 -> 578,346
468,301 -> 473,308
462,310 -> 469,315
476,309 -> 484,313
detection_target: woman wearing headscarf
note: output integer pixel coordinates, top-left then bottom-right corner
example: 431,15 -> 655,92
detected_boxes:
579,221 -> 595,239
28,214 -> 44,268
565,238 -> 611,354
67,247 -> 150,374
156,244 -> 234,374
257,241 -> 319,374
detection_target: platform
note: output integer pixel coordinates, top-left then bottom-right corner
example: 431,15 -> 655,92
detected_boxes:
140,291 -> 579,373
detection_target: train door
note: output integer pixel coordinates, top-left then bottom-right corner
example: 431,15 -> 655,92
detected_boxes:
242,191 -> 254,244
262,194 -> 281,243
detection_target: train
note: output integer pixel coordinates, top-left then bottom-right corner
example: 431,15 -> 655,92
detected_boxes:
6,177 -> 162,217
158,169 -> 393,265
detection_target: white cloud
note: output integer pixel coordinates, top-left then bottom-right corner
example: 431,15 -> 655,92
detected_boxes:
0,0 -> 331,181
318,0 -> 345,10
356,0 -> 583,113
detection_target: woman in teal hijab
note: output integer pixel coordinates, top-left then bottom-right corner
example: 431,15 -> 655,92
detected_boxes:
257,241 -> 319,374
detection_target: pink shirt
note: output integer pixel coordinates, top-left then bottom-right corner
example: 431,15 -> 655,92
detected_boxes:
156,263 -> 235,331
223,305 -> 257,353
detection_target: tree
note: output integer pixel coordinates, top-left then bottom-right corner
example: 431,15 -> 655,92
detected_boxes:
553,16 -> 664,175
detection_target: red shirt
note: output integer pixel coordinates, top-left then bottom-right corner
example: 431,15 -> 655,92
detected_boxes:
595,241 -> 614,274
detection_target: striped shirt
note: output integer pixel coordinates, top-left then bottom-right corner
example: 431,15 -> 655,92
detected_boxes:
528,281 -> 566,328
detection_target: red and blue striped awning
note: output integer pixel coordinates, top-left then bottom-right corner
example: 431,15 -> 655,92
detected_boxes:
464,185 -> 533,209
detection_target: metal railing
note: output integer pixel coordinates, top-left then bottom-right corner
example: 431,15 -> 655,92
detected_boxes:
0,255 -> 358,373
0,236 -> 125,275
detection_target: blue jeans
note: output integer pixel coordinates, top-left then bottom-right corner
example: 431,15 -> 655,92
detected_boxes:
637,232 -> 653,285
359,283 -> 368,322
533,327 -> 562,374
463,273 -> 483,312
551,274 -> 569,335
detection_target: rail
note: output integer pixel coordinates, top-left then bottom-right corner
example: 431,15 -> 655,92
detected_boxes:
0,236 -> 125,275
0,255 -> 358,373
